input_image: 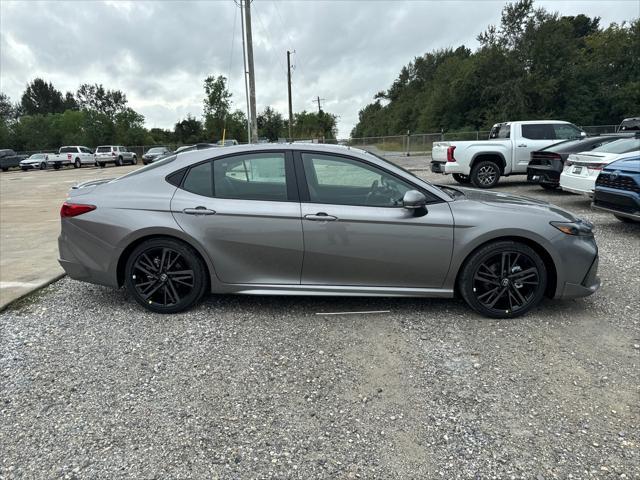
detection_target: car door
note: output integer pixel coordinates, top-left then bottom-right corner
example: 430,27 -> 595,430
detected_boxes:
170,150 -> 304,285
514,123 -> 557,171
297,151 -> 454,288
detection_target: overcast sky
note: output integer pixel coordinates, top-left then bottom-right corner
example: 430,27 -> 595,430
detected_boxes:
1,0 -> 637,138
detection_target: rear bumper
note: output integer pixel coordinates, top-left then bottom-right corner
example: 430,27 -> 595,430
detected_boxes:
527,165 -> 560,186
430,161 -> 465,175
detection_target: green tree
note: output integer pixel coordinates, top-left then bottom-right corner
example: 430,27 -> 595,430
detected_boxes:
174,115 -> 204,144
76,84 -> 128,118
203,75 -> 232,141
257,106 -> 284,141
20,78 -> 65,115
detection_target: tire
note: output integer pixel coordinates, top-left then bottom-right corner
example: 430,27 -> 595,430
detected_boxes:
541,183 -> 558,190
132,155 -> 138,165
452,173 -> 471,185
458,240 -> 547,319
73,158 -> 81,168
470,160 -> 501,189
116,156 -> 123,167
614,214 -> 637,223
124,238 -> 208,314
53,164 -> 61,170
99,162 -> 106,168
40,162 -> 46,170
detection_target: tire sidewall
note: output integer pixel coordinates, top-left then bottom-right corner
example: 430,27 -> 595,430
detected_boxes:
459,241 -> 547,319
124,238 -> 207,314
471,160 -> 501,188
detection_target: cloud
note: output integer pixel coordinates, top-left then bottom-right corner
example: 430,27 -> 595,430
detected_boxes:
0,0 -> 636,137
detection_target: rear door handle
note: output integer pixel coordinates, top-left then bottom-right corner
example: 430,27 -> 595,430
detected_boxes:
183,206 -> 216,215
305,212 -> 337,221
517,144 -> 528,148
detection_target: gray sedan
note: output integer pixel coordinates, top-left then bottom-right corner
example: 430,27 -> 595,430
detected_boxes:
58,144 -> 600,318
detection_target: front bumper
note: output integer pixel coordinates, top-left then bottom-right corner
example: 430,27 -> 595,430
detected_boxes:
19,163 -> 40,169
592,188 -> 640,220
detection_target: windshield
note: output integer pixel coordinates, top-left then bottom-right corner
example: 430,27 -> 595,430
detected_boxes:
111,155 -> 177,182
28,153 -> 45,159
592,137 -> 640,154
148,147 -> 166,154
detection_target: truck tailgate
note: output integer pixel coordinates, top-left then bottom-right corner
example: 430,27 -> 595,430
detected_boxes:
431,142 -> 451,162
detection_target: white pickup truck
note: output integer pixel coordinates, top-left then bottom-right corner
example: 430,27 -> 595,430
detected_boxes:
430,120 -> 585,188
47,146 -> 95,170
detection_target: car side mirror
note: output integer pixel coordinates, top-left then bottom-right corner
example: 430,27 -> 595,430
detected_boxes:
403,190 -> 427,211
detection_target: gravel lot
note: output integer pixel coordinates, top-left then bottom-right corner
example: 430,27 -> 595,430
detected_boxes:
1,156 -> 639,478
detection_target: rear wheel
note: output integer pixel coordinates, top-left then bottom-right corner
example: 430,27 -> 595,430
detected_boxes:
452,173 -> 471,185
458,240 -> 547,319
125,238 -> 207,314
471,160 -> 501,188
74,158 -> 81,168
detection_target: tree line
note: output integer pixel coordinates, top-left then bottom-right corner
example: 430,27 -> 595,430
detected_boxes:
351,0 -> 639,138
0,76 -> 338,151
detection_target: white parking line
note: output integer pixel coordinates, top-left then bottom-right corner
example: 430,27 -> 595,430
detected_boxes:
1,281 -> 45,289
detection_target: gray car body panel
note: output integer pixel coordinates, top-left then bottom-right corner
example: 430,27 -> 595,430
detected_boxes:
58,143 -> 599,301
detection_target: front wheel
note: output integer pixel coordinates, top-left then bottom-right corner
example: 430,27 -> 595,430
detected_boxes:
40,162 -> 47,170
124,238 -> 208,314
116,156 -> 123,167
458,241 -> 547,318
452,173 -> 471,185
132,155 -> 138,165
470,160 -> 501,189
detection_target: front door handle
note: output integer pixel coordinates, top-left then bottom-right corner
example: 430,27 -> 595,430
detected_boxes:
305,212 -> 337,222
183,206 -> 216,216
517,143 -> 528,148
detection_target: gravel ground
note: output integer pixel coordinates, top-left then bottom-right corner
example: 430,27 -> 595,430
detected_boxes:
1,158 -> 639,479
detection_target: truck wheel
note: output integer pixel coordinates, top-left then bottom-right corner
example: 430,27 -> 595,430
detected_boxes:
53,164 -> 61,170
471,160 -> 501,188
74,158 -> 81,169
452,174 -> 471,185
116,156 -> 123,167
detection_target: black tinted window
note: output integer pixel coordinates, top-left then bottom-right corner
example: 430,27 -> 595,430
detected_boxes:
213,153 -> 287,201
183,161 -> 213,197
521,124 -> 555,140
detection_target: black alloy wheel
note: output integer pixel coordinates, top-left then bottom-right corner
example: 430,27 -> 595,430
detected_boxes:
125,238 -> 207,313
459,241 -> 547,318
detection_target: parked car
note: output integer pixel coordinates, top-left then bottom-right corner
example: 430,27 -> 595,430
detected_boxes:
174,143 -> 218,153
560,136 -> 640,196
94,146 -> 138,167
217,139 -> 239,146
431,120 -> 585,188
527,135 -> 627,190
0,149 -> 28,171
20,153 -> 49,171
617,117 -> 640,132
58,144 -> 600,319
142,146 -> 172,165
48,146 -> 94,169
592,154 -> 640,223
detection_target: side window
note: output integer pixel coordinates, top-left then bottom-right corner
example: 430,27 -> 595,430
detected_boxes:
554,124 -> 582,140
301,153 -> 414,207
182,161 -> 213,197
521,124 -> 556,140
213,152 -> 287,201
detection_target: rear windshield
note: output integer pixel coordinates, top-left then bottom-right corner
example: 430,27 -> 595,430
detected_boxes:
544,136 -> 623,154
592,138 -> 640,154
96,146 -> 112,153
60,147 -> 77,153
489,124 -> 510,139
111,155 -> 178,182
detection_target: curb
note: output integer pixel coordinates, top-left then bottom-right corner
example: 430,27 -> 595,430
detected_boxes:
0,273 -> 66,313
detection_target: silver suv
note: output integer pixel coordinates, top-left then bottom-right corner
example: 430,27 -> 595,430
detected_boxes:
94,146 -> 138,167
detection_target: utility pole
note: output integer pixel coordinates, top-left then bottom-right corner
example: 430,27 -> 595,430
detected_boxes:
287,50 -> 294,141
244,0 -> 258,143
239,0 -> 250,143
314,96 -> 325,114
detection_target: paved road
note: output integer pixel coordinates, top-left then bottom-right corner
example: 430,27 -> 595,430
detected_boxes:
0,164 -> 139,308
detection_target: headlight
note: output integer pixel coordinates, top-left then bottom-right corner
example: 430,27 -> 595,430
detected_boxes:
550,220 -> 594,236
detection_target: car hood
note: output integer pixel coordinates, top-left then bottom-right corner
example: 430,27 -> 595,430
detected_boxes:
455,187 -> 578,221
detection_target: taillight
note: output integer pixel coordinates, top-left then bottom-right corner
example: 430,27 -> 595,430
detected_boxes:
446,145 -> 456,162
112,151 -> 116,156
60,202 -> 96,218
587,164 -> 606,171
